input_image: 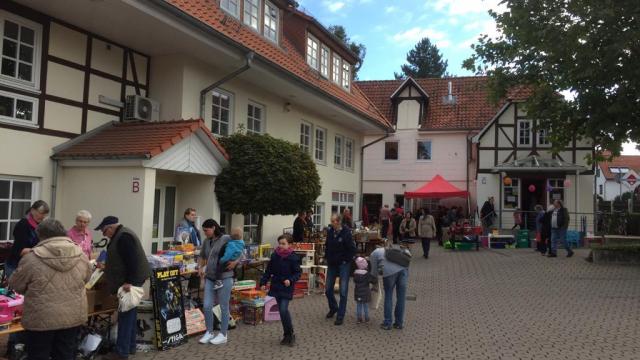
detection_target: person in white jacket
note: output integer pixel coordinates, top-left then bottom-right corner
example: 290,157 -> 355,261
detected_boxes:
417,208 -> 437,259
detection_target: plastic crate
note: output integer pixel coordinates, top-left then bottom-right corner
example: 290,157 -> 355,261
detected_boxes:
243,305 -> 264,325
455,242 -> 474,250
516,238 -> 529,248
444,241 -> 453,249
490,242 -> 506,249
516,230 -> 530,241
264,296 -> 280,322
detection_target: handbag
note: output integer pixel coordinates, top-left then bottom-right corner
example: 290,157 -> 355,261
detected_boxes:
384,246 -> 411,267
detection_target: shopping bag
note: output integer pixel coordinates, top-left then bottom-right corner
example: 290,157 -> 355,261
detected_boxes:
78,333 -> 102,357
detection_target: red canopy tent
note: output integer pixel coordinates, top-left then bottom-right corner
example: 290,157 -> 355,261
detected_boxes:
404,175 -> 469,199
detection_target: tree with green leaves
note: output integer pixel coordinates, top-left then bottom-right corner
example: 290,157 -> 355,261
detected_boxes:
214,133 -> 321,242
328,25 -> 366,78
463,0 -> 640,158
394,37 -> 448,79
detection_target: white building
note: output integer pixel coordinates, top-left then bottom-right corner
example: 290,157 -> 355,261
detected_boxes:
357,76 -> 505,221
0,0 -> 393,250
596,156 -> 640,201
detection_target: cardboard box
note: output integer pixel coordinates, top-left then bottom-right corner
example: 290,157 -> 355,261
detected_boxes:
86,284 -> 118,313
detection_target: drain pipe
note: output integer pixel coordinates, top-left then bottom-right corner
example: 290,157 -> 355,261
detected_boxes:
50,159 -> 59,218
199,51 -> 255,119
359,131 -> 392,221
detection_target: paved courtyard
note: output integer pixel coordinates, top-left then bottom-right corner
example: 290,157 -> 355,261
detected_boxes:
129,245 -> 640,360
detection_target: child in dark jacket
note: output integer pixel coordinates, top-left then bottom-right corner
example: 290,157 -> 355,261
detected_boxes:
353,256 -> 376,323
260,234 -> 301,346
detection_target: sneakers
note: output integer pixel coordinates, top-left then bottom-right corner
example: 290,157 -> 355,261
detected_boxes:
357,318 -> 363,324
199,331 -> 214,344
393,323 -> 404,330
380,323 -> 392,330
326,310 -> 337,319
567,250 -> 574,258
280,334 -> 295,346
210,333 -> 227,345
213,280 -> 224,290
334,318 -> 344,326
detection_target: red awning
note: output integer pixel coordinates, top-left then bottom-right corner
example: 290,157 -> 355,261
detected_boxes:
404,175 -> 469,199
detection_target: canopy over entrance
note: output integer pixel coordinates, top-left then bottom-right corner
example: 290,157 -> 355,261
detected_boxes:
492,155 -> 587,174
405,175 -> 469,199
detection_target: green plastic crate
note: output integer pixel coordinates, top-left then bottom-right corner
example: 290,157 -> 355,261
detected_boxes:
516,239 -> 529,248
516,230 -> 530,241
455,242 -> 475,250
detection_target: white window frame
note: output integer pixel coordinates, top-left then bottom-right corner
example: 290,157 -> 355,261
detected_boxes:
299,121 -> 312,155
320,45 -> 329,78
243,0 -> 261,31
243,213 -> 260,243
345,137 -> 354,170
341,62 -> 351,90
331,191 -> 355,217
384,141 -> 399,161
263,1 -> 279,43
517,119 -> 532,146
306,34 -> 319,69
503,178 -> 520,209
0,176 -> 38,241
314,126 -> 326,164
220,0 -> 240,18
334,134 -> 344,169
0,11 -> 42,93
312,202 -> 324,230
416,139 -> 432,161
247,101 -> 264,134
598,184 -> 603,195
0,89 -> 38,128
538,128 -> 551,147
211,89 -> 233,137
548,178 -> 565,204
332,54 -> 342,85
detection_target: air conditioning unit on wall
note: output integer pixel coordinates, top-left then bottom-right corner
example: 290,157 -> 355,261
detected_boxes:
124,95 -> 160,122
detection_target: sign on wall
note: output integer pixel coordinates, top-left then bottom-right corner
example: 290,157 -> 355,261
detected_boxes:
625,174 -> 637,186
132,177 -> 141,193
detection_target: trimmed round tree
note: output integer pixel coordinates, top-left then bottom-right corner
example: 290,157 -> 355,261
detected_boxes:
214,133 -> 321,242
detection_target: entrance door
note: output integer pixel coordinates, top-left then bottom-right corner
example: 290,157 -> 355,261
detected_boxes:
152,185 -> 177,253
363,194 -> 383,224
521,179 -> 545,230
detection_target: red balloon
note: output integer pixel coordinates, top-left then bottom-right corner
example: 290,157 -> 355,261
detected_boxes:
528,184 -> 536,192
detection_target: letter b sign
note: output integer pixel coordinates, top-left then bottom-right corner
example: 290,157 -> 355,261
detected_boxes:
132,177 -> 140,193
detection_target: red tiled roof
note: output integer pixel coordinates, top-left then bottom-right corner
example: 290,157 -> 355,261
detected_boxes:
53,119 -> 228,159
355,76 -> 530,130
165,0 -> 391,130
599,155 -> 640,179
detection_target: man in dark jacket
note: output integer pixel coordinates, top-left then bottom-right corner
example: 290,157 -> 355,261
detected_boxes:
480,197 -> 495,235
549,200 -> 573,258
292,212 -> 306,243
391,209 -> 403,244
324,214 -> 356,325
96,216 -> 151,360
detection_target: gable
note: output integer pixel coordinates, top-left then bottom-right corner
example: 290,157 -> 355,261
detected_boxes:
144,131 -> 225,176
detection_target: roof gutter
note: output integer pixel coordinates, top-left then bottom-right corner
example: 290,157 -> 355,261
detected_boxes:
146,0 -> 391,132
199,51 -> 254,119
359,132 -> 392,221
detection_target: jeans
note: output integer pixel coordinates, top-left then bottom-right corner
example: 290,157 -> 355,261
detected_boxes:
276,297 -> 293,336
203,277 -> 233,335
356,301 -> 369,320
26,326 -> 79,360
550,228 -> 569,254
116,308 -> 137,357
382,269 -> 408,327
325,262 -> 351,320
420,237 -> 431,257
381,220 -> 390,239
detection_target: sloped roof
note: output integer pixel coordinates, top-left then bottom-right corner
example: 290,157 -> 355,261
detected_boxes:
600,155 -> 640,179
52,119 -> 228,160
356,76 -> 530,130
164,0 -> 391,130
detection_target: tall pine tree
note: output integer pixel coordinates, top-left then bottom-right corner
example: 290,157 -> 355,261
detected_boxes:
395,38 -> 448,79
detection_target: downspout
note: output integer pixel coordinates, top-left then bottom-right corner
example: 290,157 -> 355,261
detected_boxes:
466,131 -> 472,218
199,51 -> 255,119
359,131 -> 392,221
50,159 -> 59,218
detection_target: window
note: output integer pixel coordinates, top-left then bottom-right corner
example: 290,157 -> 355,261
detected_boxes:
518,120 -> 532,146
334,134 -> 344,168
263,1 -> 278,43
599,184 -> 603,195
538,128 -> 551,146
247,102 -> 264,134
243,0 -> 260,31
212,89 -> 232,136
219,212 -> 231,235
306,35 -> 319,69
0,90 -> 37,127
312,203 -> 324,230
320,45 -> 329,78
341,62 -> 351,90
220,0 -> 239,17
332,54 -> 341,84
315,127 -> 326,163
345,137 -> 354,170
384,141 -> 398,160
548,179 -> 565,204
331,191 -> 355,218
0,177 -> 36,241
503,178 -> 519,209
0,13 -> 41,90
610,167 -> 629,174
417,140 -> 432,160
244,213 -> 260,243
300,121 -> 312,155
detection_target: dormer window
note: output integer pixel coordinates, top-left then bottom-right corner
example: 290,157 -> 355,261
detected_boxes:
320,45 -> 329,78
332,53 -> 341,85
263,1 -> 278,43
306,35 -> 319,69
342,62 -> 350,90
220,0 -> 239,18
243,0 -> 260,31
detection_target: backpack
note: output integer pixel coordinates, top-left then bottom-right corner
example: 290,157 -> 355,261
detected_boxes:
384,246 -> 411,268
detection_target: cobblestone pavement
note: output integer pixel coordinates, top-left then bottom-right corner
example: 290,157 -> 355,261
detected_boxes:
6,244 -> 636,360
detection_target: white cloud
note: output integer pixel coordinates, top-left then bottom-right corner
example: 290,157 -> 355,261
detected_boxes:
428,0 -> 506,16
392,27 -> 447,44
326,1 -> 346,12
385,6 -> 397,13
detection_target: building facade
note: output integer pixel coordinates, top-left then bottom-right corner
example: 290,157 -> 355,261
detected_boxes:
596,155 -> 640,201
0,0 -> 392,250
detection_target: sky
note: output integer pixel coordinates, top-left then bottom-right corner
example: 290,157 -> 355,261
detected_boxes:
297,0 -> 640,155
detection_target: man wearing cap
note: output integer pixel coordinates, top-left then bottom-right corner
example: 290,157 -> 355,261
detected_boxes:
95,216 -> 151,359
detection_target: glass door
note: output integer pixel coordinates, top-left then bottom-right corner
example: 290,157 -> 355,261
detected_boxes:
151,185 -> 177,253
